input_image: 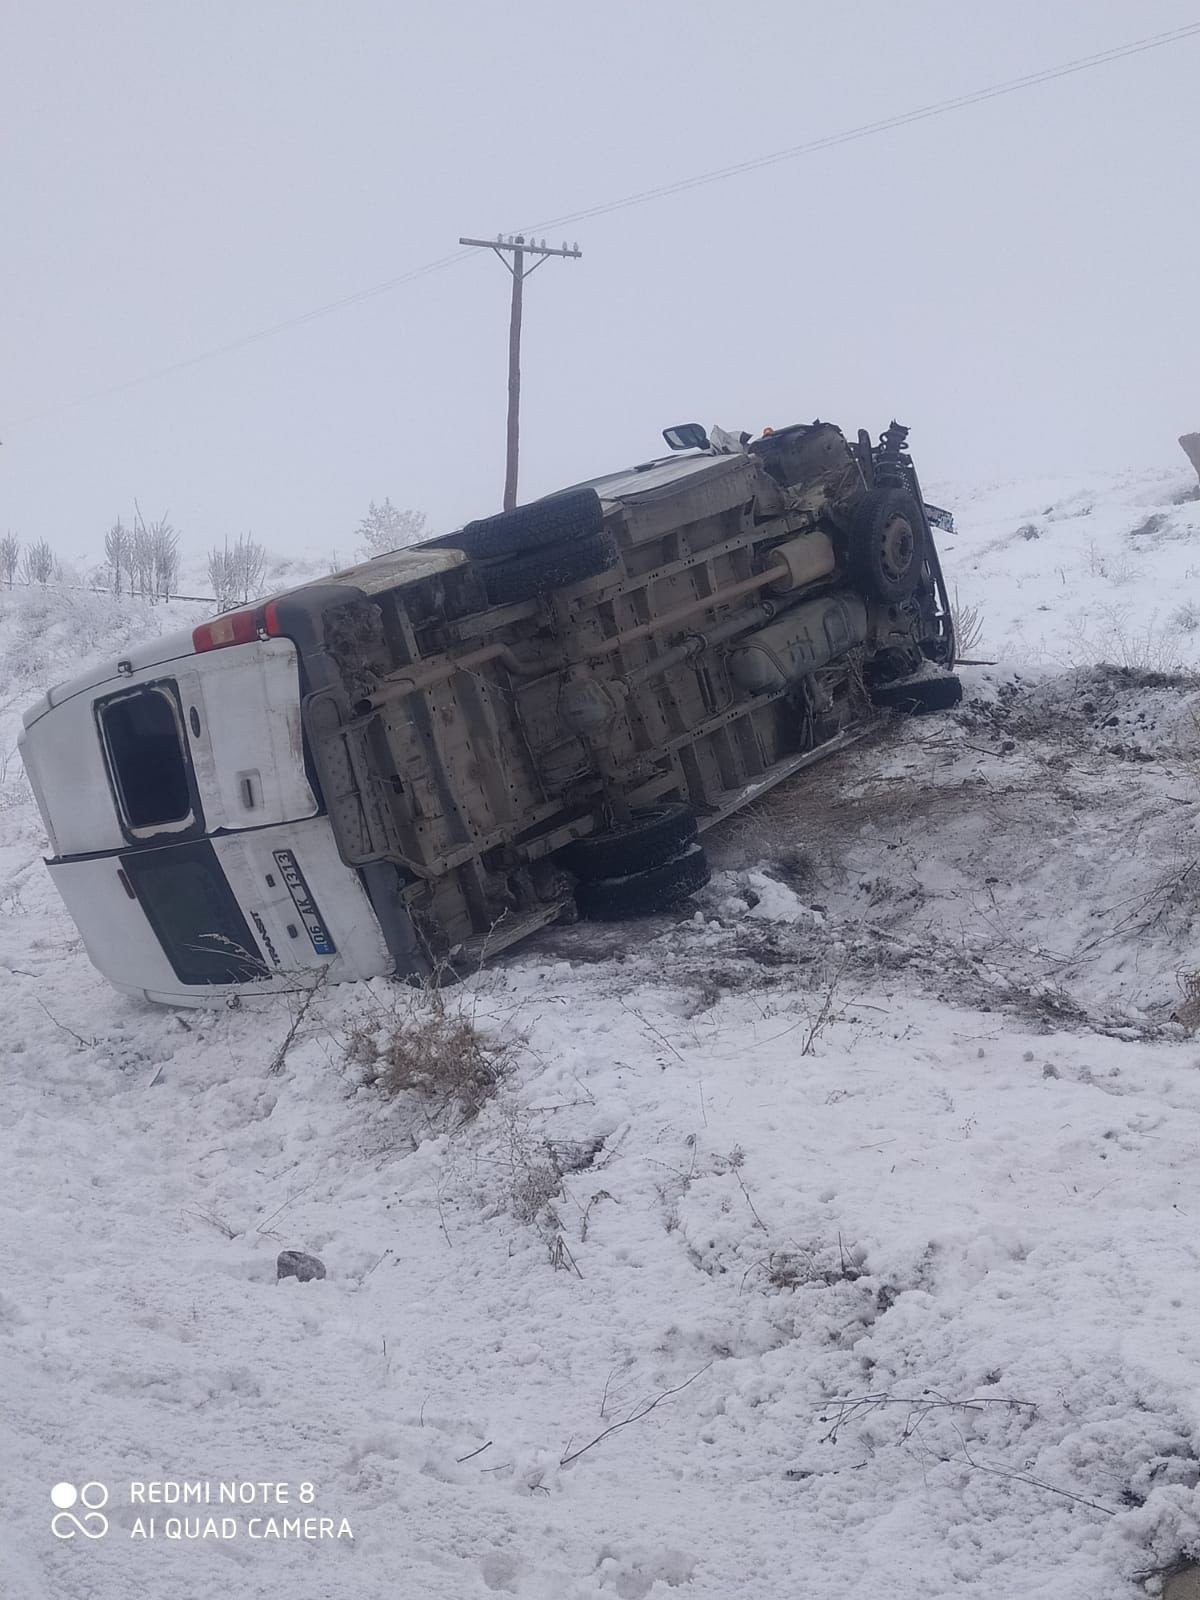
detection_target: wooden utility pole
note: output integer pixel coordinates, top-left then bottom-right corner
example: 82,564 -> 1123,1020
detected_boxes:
459,234 -> 582,510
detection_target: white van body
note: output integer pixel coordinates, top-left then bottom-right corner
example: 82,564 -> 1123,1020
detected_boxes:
20,421 -> 958,1009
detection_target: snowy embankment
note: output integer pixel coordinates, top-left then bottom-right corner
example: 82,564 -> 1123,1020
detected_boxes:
4,467 -> 1200,1600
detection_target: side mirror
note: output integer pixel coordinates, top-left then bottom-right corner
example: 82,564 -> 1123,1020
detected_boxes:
662,423 -> 710,452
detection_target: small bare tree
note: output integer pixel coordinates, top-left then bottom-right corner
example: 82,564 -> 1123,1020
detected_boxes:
208,534 -> 267,608
130,523 -> 155,598
207,545 -> 236,609
104,520 -> 131,596
230,533 -> 266,602
19,538 -> 58,586
0,533 -> 18,589
149,518 -> 180,599
355,500 -> 426,558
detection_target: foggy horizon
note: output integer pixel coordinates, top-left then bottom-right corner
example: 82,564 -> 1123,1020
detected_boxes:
3,0 -> 1199,560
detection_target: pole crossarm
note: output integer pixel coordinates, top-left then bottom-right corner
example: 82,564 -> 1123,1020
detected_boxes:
460,235 -> 582,261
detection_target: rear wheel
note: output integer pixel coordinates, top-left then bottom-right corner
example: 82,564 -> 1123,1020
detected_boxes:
559,804 -> 697,881
574,845 -> 710,921
445,488 -> 605,561
484,531 -> 618,605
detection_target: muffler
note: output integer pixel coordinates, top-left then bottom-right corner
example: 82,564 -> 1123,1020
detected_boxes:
727,592 -> 868,694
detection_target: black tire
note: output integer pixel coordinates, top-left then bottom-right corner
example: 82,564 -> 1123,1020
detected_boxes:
575,845 -> 710,921
870,672 -> 962,714
446,488 -> 605,562
484,531 -> 618,605
559,804 -> 698,881
849,488 -> 926,602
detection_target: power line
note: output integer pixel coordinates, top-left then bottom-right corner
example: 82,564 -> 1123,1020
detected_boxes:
515,20 -> 1200,233
3,251 -> 476,428
5,19 -> 1199,431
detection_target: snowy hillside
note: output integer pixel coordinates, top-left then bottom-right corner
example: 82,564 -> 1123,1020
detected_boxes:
6,464 -> 1200,1600
933,463 -> 1200,669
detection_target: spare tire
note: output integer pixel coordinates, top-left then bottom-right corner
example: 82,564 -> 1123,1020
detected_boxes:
575,845 -> 710,921
559,803 -> 697,881
445,488 -> 605,562
484,531 -> 618,605
849,488 -> 925,602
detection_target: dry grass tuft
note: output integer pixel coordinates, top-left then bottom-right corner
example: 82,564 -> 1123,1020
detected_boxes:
349,996 -> 512,1127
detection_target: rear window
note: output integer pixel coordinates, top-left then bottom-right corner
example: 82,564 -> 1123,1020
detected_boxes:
97,681 -> 199,838
121,841 -> 265,986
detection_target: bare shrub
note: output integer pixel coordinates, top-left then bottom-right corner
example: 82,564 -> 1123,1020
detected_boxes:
950,588 -> 984,656
1084,538 -> 1136,585
797,952 -> 853,1055
19,538 -> 58,586
380,1013 -> 500,1112
350,993 -> 510,1128
1172,601 -> 1200,634
1,533 -> 19,588
498,1105 -> 565,1224
1059,606 -> 1194,675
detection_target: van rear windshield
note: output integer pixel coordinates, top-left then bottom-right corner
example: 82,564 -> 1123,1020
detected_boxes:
121,842 -> 264,986
97,682 -> 196,836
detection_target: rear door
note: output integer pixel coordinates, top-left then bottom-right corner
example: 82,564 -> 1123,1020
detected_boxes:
20,637 -> 318,859
21,671 -> 201,857
185,637 -> 318,831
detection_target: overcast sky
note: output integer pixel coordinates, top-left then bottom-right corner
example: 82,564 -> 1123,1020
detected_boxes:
2,1 -> 1199,563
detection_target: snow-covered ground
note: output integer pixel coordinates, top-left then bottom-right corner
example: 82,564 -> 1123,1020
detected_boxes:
5,462 -> 1200,1600
931,464 -> 1200,671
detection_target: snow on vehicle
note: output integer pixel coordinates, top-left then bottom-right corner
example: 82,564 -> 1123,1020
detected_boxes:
19,417 -> 960,1006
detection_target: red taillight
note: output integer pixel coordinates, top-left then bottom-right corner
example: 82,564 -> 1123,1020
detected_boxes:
193,610 -> 257,652
192,601 -> 287,653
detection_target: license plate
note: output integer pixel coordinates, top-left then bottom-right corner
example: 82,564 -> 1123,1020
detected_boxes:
272,849 -> 336,956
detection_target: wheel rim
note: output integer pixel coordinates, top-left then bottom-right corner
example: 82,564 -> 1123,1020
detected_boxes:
877,514 -> 915,584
